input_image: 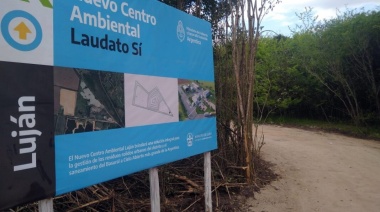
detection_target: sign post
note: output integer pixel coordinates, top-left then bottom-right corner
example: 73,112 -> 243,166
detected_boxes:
38,199 -> 53,212
149,168 -> 161,212
204,152 -> 212,212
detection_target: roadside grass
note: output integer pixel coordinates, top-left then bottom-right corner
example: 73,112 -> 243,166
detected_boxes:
265,116 -> 380,140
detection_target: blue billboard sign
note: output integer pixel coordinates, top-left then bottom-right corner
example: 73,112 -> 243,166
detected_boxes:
0,0 -> 216,210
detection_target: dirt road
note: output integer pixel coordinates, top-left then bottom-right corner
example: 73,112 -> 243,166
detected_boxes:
246,125 -> 380,212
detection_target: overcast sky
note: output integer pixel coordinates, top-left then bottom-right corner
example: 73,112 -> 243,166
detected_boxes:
261,0 -> 380,36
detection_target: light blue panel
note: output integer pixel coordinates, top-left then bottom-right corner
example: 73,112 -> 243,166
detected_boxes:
53,0 -> 217,196
54,0 -> 214,81
55,118 -> 217,195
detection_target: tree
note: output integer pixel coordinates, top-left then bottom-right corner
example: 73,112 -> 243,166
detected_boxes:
341,10 -> 380,120
228,0 -> 281,183
292,8 -> 380,125
255,36 -> 321,118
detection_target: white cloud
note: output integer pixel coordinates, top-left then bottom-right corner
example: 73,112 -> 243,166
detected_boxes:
313,7 -> 337,21
261,0 -> 380,36
270,13 -> 287,21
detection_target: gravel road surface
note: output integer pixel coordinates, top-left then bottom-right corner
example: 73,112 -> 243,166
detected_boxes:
246,125 -> 380,212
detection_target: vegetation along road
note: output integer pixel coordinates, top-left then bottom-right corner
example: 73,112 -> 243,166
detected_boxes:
246,125 -> 380,212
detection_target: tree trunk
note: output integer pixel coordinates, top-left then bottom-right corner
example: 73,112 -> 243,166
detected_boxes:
228,0 -> 280,183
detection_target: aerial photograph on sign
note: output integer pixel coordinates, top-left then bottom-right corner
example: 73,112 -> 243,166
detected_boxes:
178,79 -> 216,121
54,67 -> 125,135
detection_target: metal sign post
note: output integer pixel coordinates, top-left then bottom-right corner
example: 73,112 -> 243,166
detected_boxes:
38,199 -> 53,212
204,152 -> 212,212
150,168 -> 161,212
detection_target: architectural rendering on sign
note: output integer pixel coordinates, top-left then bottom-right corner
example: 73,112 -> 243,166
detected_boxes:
178,79 -> 216,121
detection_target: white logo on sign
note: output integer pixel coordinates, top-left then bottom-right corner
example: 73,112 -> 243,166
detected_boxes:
177,20 -> 185,42
187,133 -> 193,147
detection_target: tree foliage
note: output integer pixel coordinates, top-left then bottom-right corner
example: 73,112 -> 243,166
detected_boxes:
298,9 -> 379,124
257,8 -> 380,125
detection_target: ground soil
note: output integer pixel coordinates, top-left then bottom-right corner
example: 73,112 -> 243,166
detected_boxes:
243,125 -> 380,212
